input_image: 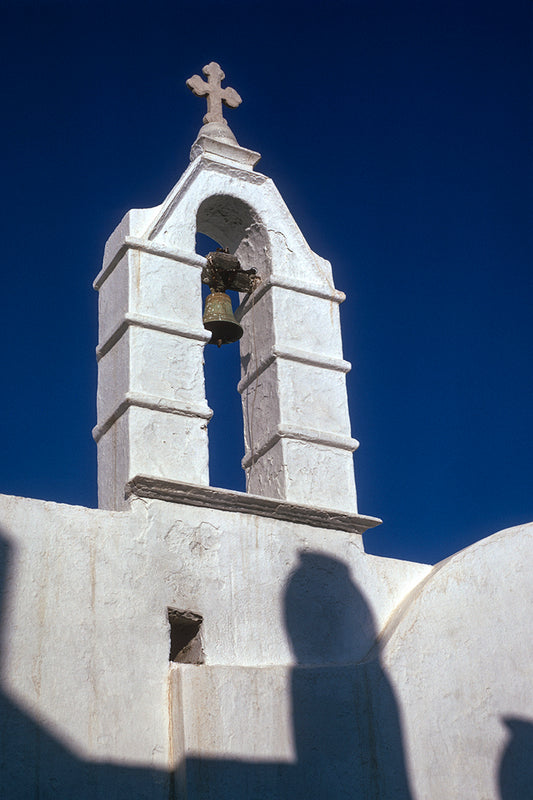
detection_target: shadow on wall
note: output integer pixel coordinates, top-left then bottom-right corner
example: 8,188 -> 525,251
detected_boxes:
184,551 -> 413,798
499,717 -> 533,800
0,535 -> 412,798
284,552 -> 412,798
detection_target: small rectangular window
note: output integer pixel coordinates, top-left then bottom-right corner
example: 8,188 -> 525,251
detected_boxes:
167,608 -> 204,664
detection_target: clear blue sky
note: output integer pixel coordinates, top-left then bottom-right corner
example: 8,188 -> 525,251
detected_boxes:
0,0 -> 530,565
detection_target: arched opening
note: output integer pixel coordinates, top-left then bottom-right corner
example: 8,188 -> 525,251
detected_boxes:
196,195 -> 272,494
196,231 -> 245,492
196,194 -> 271,277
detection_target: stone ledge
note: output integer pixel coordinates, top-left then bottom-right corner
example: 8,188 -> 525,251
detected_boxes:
96,312 -> 211,361
237,347 -> 352,394
126,475 -> 381,535
93,395 -> 213,442
94,237 -> 206,290
190,134 -> 261,169
241,425 -> 360,470
236,275 -> 346,318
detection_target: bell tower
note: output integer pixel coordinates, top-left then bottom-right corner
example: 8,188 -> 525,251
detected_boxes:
93,63 -> 361,516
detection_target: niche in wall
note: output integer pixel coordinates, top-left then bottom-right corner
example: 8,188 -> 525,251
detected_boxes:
167,607 -> 204,664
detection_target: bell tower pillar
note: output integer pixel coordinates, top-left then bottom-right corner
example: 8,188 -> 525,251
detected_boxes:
92,220 -> 212,510
237,268 -> 358,512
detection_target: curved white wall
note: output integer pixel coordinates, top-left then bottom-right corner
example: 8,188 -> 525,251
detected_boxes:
379,522 -> 533,799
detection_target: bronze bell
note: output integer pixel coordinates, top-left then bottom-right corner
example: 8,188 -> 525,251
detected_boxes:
203,291 -> 243,347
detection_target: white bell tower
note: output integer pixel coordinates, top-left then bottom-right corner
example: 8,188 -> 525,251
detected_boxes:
93,62 -> 361,518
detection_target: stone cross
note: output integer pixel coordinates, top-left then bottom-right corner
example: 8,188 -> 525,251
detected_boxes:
186,62 -> 242,125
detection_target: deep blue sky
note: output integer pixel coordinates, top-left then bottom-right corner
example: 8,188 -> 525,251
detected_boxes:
0,0 -> 530,564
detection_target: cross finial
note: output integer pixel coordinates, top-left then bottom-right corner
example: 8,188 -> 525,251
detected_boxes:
186,62 -> 242,125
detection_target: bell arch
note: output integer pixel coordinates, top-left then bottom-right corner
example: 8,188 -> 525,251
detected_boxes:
196,194 -> 271,275
196,194 -> 281,499
194,190 -> 358,512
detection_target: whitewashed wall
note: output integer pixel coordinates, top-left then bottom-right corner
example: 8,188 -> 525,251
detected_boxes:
380,522 -> 533,800
0,493 -> 530,798
0,492 -> 428,798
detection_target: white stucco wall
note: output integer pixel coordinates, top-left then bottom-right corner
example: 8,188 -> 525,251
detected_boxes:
0,491 -> 428,797
1,491 -> 530,798
377,522 -> 533,800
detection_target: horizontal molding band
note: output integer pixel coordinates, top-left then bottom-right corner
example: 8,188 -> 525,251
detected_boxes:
238,347 -> 351,394
241,424 -> 360,469
190,135 -> 262,169
126,475 -> 381,535
237,352 -> 276,393
94,237 -> 206,290
236,274 -> 345,320
97,312 -> 211,360
93,392 -> 213,442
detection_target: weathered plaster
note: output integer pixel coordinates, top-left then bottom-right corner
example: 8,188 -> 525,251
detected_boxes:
0,493 -> 428,775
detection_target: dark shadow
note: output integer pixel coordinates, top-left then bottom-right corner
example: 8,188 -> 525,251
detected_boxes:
499,717 -> 533,800
185,551 -> 413,798
0,531 -> 412,798
283,551 -> 412,799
